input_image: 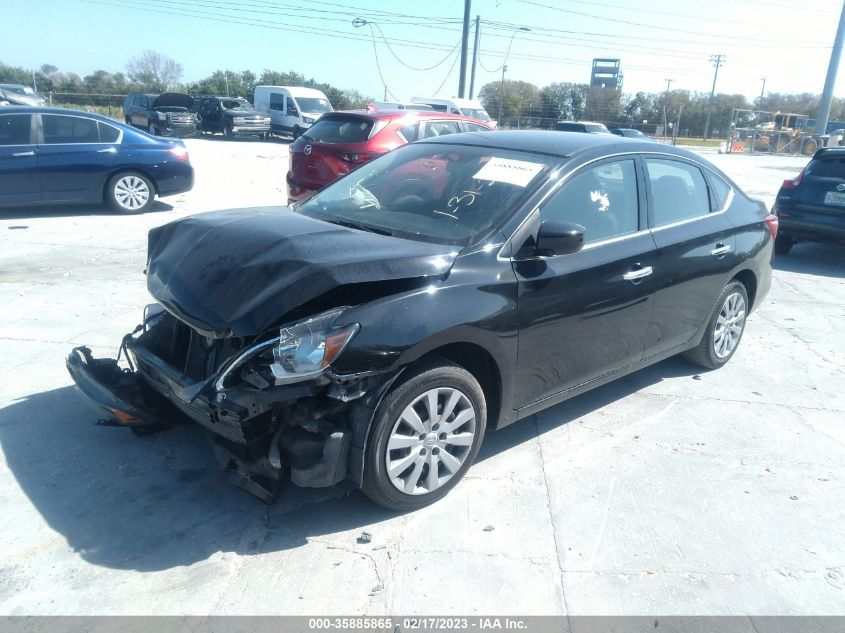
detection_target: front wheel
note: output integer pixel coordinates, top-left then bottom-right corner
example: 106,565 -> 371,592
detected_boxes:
107,171 -> 155,214
683,281 -> 749,370
292,125 -> 303,140
224,123 -> 233,139
362,360 -> 487,511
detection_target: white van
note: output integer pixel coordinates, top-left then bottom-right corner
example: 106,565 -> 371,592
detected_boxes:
371,101 -> 433,111
410,97 -> 495,126
253,86 -> 333,138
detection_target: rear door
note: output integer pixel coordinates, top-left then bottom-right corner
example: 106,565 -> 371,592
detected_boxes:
0,112 -> 39,205
643,156 -> 740,357
36,114 -> 119,203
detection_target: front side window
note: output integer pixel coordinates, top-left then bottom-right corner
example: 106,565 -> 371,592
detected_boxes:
0,114 -> 31,145
41,115 -> 100,144
540,159 -> 639,244
645,158 -> 711,227
299,143 -> 557,247
466,123 -> 490,133
286,97 -> 297,114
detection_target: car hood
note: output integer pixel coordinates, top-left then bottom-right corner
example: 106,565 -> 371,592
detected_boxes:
145,207 -> 458,338
152,93 -> 194,109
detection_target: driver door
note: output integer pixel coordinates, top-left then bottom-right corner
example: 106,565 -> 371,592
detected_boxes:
513,156 -> 657,409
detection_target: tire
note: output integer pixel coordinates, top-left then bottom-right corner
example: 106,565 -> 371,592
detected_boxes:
775,234 -> 795,255
802,139 -> 818,156
683,281 -> 749,370
107,171 -> 155,214
125,116 -> 131,125
362,359 -> 487,511
147,122 -> 155,135
292,125 -> 303,140
224,123 -> 233,139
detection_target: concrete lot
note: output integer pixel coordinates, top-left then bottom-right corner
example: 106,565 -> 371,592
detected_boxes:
1,139 -> 843,615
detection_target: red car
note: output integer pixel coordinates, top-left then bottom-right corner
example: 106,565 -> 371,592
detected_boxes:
286,110 -> 494,204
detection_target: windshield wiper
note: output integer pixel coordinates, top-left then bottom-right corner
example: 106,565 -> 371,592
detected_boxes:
327,219 -> 394,236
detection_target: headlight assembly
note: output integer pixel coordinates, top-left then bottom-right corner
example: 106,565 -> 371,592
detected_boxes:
302,116 -> 315,124
214,308 -> 359,391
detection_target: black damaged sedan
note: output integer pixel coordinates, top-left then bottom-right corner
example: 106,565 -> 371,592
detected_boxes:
67,131 -> 776,510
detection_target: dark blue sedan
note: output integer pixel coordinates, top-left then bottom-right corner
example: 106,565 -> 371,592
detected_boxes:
0,107 -> 194,213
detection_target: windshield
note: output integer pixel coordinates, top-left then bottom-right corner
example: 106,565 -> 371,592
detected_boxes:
296,97 -> 333,113
462,108 -> 491,121
298,143 -> 557,247
586,124 -> 610,134
221,98 -> 252,111
3,85 -> 35,96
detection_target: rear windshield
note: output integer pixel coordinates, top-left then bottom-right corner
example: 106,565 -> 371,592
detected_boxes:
806,155 -> 845,178
462,108 -> 491,121
303,116 -> 374,144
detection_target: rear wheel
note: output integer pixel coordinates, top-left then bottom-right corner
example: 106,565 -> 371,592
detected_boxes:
683,281 -> 749,370
362,360 -> 486,510
802,138 -> 818,156
107,171 -> 155,214
775,234 -> 795,255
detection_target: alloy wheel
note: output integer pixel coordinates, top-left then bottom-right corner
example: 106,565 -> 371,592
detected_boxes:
713,291 -> 746,359
114,176 -> 151,211
384,387 -> 477,495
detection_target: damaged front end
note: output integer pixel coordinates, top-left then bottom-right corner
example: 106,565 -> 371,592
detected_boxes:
66,304 -> 392,503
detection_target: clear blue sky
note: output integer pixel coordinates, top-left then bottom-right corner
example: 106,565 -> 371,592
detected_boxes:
5,0 -> 844,101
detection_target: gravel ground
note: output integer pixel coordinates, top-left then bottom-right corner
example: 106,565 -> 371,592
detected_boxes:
0,138 -> 843,616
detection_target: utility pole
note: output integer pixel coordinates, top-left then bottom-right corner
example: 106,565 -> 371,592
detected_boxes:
469,15 -> 481,99
32,69 -> 37,93
759,77 -> 766,109
458,0 -> 471,98
703,54 -> 725,140
224,72 -> 229,97
816,0 -> 845,136
662,78 -> 673,139
498,64 -> 508,124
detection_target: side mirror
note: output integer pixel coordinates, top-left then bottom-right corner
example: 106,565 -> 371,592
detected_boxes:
536,220 -> 585,256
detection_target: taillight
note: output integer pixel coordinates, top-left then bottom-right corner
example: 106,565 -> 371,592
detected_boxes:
168,146 -> 190,161
341,152 -> 373,164
781,170 -> 803,189
765,214 -> 779,239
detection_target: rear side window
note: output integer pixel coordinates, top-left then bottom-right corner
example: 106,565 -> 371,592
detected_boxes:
41,115 -> 100,144
397,123 -> 419,143
645,158 -> 711,227
304,116 -> 373,143
708,172 -> 732,209
805,155 -> 845,177
0,114 -> 31,145
554,122 -> 583,132
466,123 -> 489,132
98,122 -> 121,143
269,93 -> 285,111
421,121 -> 461,138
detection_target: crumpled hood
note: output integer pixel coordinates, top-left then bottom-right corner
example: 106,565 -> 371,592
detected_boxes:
146,207 -> 457,338
152,93 -> 194,109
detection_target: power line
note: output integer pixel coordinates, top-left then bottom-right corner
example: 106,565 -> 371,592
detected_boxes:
516,0 -> 832,45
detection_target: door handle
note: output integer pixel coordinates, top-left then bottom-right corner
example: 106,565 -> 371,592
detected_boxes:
623,265 -> 653,281
97,147 -> 117,153
11,150 -> 35,157
711,243 -> 732,257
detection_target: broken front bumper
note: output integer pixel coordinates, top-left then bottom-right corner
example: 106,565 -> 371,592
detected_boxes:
65,315 -> 386,502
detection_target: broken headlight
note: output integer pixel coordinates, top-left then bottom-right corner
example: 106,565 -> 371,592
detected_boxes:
268,308 -> 359,384
215,308 -> 359,391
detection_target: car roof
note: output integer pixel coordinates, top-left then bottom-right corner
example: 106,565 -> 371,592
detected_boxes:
0,106 -> 126,124
416,129 -> 702,160
324,109 -> 490,123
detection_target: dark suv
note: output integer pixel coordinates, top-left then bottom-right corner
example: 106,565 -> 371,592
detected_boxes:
192,96 -> 271,139
774,147 -> 845,253
123,93 -> 198,137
